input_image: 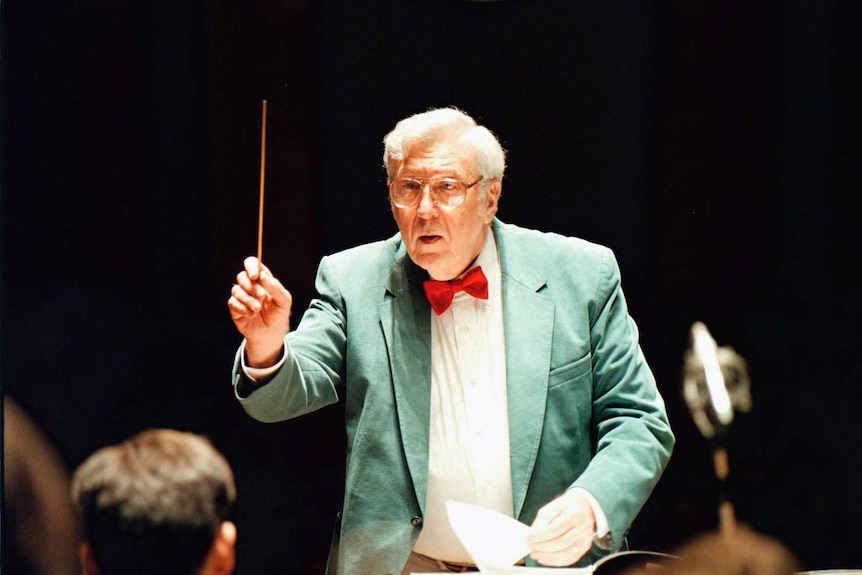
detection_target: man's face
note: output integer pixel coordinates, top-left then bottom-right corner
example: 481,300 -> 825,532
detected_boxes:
391,140 -> 500,280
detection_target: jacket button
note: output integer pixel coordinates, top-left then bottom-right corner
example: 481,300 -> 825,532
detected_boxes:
411,516 -> 423,526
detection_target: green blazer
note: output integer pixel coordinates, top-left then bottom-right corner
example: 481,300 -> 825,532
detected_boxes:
233,219 -> 674,575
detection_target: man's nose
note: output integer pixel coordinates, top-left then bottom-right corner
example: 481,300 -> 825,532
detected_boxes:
415,185 -> 438,217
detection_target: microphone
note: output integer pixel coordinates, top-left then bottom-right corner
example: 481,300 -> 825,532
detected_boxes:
683,322 -> 751,441
682,322 -> 752,538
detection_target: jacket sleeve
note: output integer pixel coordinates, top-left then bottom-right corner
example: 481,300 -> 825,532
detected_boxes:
571,248 -> 675,551
232,256 -> 346,423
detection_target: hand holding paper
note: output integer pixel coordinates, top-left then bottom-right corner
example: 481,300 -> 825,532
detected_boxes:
526,490 -> 596,566
445,501 -> 594,574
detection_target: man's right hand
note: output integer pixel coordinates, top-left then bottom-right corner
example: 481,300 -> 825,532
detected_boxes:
228,257 -> 293,368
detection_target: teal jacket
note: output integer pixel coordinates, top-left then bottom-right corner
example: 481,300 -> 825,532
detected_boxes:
233,219 -> 674,575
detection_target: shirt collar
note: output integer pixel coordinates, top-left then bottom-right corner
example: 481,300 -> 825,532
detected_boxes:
472,227 -> 500,301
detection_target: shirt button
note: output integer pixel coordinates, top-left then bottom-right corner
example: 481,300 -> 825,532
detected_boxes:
411,516 -> 423,526
462,326 -> 470,334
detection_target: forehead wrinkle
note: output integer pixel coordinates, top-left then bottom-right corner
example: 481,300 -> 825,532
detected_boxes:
398,144 -> 474,180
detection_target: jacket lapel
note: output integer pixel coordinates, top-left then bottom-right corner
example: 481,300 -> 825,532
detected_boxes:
380,241 -> 433,512
494,221 -> 554,519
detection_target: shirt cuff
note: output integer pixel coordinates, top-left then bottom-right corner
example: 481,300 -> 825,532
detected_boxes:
240,340 -> 287,382
570,487 -> 611,548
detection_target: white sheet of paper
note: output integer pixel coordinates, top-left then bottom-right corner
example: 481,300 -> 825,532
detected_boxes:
412,569 -> 591,574
445,500 -> 532,571
443,500 -> 594,574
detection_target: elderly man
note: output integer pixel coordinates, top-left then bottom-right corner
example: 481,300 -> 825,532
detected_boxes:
228,107 -> 673,574
71,429 -> 237,575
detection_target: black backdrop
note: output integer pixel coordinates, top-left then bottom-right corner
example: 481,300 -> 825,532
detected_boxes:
3,1 -> 861,573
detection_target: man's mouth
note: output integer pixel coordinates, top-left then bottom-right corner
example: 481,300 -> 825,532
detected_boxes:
419,234 -> 442,244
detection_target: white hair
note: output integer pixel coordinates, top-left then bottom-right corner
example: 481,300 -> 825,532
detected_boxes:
382,107 -> 507,184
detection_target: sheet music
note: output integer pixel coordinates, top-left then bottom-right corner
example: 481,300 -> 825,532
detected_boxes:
439,501 -> 594,574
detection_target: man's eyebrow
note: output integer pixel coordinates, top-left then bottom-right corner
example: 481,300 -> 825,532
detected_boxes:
398,173 -> 464,179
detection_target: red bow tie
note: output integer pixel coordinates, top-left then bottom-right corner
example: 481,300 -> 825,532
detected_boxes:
423,266 -> 489,315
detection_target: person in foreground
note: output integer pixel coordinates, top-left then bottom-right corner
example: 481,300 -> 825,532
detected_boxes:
668,525 -> 801,575
228,107 -> 674,574
70,429 -> 237,575
618,525 -> 802,575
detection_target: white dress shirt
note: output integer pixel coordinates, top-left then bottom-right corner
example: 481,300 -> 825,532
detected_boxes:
413,228 -> 512,562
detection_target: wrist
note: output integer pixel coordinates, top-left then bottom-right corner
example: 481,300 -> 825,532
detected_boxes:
244,339 -> 285,368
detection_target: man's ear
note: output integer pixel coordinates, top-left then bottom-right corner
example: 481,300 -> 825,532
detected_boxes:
201,521 -> 237,575
483,179 -> 502,221
80,542 -> 100,575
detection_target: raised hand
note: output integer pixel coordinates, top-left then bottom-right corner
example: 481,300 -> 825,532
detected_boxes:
228,256 -> 293,368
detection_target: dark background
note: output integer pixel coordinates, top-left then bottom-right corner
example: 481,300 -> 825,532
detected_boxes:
3,1 -> 861,573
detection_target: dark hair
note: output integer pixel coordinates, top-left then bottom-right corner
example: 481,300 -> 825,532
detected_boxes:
71,429 -> 236,575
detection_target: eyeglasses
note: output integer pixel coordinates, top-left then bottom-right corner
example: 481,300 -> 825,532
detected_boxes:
388,175 -> 483,210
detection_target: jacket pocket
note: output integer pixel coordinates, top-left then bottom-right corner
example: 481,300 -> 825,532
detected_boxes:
548,352 -> 592,390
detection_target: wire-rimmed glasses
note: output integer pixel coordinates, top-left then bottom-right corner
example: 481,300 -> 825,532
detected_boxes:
388,175 -> 483,210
